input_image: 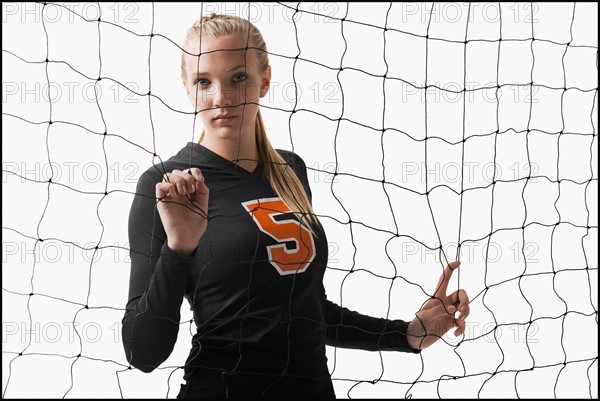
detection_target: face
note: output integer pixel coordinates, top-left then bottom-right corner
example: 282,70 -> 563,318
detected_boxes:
182,33 -> 271,141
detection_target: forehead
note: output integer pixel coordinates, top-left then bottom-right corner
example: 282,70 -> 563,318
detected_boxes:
183,34 -> 258,74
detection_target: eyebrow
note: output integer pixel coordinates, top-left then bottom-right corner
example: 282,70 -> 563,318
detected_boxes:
191,64 -> 248,78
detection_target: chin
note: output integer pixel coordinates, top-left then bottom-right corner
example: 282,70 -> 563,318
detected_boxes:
213,126 -> 244,140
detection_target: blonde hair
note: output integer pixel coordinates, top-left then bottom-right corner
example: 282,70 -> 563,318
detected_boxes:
181,13 -> 320,237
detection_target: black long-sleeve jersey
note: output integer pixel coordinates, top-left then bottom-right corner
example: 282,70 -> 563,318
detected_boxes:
122,142 -> 419,398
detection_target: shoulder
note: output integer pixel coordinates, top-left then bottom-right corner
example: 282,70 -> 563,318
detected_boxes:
275,149 -> 313,201
137,160 -> 177,188
136,165 -> 162,191
275,149 -> 308,174
134,147 -> 193,194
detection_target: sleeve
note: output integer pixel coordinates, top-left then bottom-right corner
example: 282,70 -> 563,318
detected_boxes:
121,170 -> 198,373
283,150 -> 420,354
324,301 -> 420,353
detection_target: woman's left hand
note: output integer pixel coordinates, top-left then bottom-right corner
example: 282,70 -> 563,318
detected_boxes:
407,260 -> 470,350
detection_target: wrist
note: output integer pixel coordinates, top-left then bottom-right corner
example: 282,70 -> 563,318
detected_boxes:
166,239 -> 198,256
407,318 -> 424,351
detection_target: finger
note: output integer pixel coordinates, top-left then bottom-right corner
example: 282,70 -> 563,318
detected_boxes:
454,317 -> 466,337
194,177 -> 209,197
165,170 -> 195,194
172,170 -> 194,194
191,180 -> 209,216
156,182 -> 175,199
447,290 -> 470,322
447,289 -> 469,309
179,179 -> 189,195
189,169 -> 209,196
185,169 -> 201,193
183,170 -> 208,208
454,302 -> 469,336
458,304 -> 470,322
163,172 -> 183,188
187,167 -> 203,183
457,289 -> 469,315
167,169 -> 181,177
458,307 -> 470,325
433,260 -> 460,298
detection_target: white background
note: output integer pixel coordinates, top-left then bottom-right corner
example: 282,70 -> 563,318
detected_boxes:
2,2 -> 598,398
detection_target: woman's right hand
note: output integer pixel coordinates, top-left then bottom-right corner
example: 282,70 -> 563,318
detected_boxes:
155,168 -> 209,255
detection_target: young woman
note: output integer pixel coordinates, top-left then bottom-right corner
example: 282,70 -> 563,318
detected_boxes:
122,13 -> 470,399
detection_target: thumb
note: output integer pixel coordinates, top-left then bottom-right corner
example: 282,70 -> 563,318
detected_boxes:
191,178 -> 209,218
194,175 -> 209,196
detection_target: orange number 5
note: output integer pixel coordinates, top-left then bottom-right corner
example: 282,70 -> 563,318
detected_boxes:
242,197 -> 315,275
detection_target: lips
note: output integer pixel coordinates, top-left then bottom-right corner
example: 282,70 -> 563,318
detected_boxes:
213,114 -> 237,121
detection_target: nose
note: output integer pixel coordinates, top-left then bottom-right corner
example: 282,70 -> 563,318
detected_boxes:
214,82 -> 232,108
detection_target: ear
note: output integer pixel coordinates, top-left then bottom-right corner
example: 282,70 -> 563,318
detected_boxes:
259,65 -> 272,98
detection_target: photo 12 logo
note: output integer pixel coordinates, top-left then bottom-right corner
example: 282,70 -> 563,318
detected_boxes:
400,3 -> 539,24
3,161 -> 140,185
2,3 -> 140,24
3,321 -> 123,344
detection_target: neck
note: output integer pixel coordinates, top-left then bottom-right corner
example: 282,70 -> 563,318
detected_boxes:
200,130 -> 259,172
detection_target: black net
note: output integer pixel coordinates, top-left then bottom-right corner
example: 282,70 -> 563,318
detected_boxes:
2,2 -> 598,398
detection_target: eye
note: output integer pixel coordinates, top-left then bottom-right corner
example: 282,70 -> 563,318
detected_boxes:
194,78 -> 210,87
233,74 -> 247,83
